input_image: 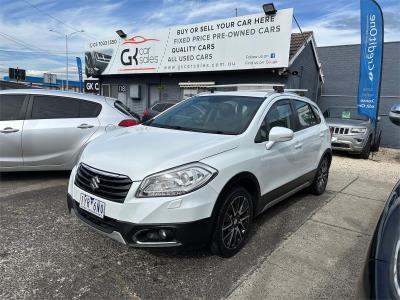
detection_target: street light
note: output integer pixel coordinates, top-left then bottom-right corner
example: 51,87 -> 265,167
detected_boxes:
49,29 -> 84,90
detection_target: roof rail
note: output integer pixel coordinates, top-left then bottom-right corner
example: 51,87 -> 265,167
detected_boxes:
198,83 -> 308,96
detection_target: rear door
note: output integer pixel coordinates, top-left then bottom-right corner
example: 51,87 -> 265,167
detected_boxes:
0,94 -> 28,167
291,99 -> 322,174
22,95 -> 100,167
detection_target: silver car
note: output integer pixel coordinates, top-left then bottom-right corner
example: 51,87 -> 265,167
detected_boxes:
0,89 -> 139,171
324,106 -> 381,159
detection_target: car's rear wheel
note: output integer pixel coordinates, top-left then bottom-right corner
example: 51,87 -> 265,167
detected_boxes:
310,156 -> 330,195
210,187 -> 253,258
360,136 -> 372,159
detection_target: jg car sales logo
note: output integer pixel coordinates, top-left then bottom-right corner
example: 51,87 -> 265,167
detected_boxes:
120,47 -> 159,68
119,35 -> 160,70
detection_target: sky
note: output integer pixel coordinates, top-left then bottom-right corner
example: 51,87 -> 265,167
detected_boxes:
0,0 -> 399,80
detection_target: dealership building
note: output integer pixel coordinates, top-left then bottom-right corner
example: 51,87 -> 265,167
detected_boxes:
85,9 -> 399,148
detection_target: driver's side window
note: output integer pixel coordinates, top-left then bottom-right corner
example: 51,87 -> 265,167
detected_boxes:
255,100 -> 294,143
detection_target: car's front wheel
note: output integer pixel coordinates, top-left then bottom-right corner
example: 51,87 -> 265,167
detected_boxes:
210,187 -> 253,258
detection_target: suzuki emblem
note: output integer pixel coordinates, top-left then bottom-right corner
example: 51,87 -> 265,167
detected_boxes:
90,176 -> 100,190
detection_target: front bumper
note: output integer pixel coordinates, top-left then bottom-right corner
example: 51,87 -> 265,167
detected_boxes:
331,134 -> 367,153
67,194 -> 214,247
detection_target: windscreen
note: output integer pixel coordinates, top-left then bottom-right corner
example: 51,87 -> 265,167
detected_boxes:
144,95 -> 264,135
324,107 -> 369,121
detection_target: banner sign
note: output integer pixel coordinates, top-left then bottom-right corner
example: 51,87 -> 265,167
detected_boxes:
76,57 -> 83,92
85,8 -> 293,76
357,0 -> 384,122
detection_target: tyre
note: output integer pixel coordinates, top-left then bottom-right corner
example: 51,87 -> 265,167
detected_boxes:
360,136 -> 372,159
310,156 -> 330,195
210,187 -> 253,258
371,132 -> 381,152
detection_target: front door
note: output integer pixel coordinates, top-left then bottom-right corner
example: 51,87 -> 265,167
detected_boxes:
22,95 -> 99,167
0,94 -> 28,168
253,99 -> 304,211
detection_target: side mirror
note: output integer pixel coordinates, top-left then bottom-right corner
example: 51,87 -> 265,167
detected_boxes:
266,127 -> 294,150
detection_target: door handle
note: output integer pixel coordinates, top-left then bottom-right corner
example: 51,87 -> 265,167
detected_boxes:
77,124 -> 94,129
319,133 -> 325,137
294,143 -> 303,149
0,127 -> 19,133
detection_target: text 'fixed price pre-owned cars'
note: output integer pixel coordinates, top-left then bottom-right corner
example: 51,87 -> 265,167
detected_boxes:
0,89 -> 140,171
67,90 -> 332,257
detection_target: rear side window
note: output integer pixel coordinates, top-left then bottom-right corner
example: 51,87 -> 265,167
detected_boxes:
255,100 -> 294,142
31,96 -> 79,119
0,94 -> 26,121
293,100 -> 318,130
80,100 -> 102,118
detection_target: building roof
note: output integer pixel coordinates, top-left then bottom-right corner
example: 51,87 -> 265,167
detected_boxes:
290,31 -> 314,59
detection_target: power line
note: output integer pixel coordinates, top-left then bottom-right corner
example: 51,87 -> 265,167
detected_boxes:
19,0 -> 96,40
0,47 -> 83,55
0,32 -> 84,57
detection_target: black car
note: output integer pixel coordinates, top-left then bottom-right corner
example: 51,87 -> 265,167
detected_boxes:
142,101 -> 176,122
360,180 -> 400,299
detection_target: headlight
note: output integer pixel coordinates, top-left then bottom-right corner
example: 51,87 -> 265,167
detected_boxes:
351,127 -> 367,134
136,163 -> 218,197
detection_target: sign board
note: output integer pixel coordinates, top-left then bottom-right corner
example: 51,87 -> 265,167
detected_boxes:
85,8 -> 293,76
9,68 -> 26,81
84,79 -> 100,94
43,73 -> 57,84
118,85 -> 127,93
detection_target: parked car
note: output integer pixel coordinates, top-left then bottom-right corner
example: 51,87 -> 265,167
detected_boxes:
389,104 -> 400,126
324,106 -> 381,159
142,101 -> 177,122
0,89 -> 139,172
67,90 -> 332,257
359,180 -> 400,299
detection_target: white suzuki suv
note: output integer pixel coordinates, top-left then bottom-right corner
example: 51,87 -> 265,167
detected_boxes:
67,90 -> 332,257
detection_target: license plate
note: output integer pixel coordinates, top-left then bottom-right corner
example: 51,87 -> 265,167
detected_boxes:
79,193 -> 105,218
331,137 -> 338,142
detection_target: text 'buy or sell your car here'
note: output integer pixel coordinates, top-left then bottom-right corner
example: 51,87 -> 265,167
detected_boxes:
67,90 -> 332,257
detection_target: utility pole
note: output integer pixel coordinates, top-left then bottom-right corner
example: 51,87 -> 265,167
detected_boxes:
235,8 -> 238,17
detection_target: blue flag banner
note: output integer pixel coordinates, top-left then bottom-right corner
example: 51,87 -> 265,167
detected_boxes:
76,57 -> 83,92
357,0 -> 384,123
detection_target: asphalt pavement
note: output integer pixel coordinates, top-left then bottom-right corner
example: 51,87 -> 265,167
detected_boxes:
0,169 -> 395,299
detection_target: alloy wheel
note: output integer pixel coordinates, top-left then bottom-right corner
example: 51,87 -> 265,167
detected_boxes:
317,159 -> 329,192
221,195 -> 251,250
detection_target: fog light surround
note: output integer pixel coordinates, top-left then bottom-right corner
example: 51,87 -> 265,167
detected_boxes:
133,228 -> 176,244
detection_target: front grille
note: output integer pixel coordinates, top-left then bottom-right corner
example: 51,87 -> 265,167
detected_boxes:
331,126 -> 350,135
75,163 -> 133,203
332,142 -> 350,148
